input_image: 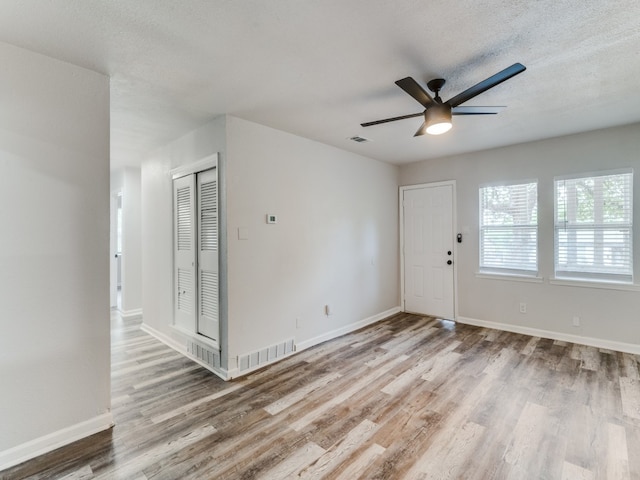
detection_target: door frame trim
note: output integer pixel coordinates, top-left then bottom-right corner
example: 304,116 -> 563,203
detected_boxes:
170,153 -> 218,179
170,153 -> 223,351
399,180 -> 458,320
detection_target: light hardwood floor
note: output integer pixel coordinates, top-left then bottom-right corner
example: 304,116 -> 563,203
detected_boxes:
3,311 -> 639,479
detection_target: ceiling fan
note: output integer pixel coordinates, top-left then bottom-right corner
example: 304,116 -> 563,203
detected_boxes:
361,63 -> 526,136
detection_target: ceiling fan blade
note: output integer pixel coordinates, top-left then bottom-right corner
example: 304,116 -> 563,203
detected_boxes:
395,77 -> 436,108
361,112 -> 423,127
414,122 -> 427,137
447,63 -> 526,108
452,106 -> 506,115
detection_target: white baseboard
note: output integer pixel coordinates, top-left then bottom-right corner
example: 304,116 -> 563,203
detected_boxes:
143,307 -> 402,381
456,316 -> 640,355
0,412 -> 113,472
296,306 -> 402,352
119,308 -> 143,320
140,322 -> 229,381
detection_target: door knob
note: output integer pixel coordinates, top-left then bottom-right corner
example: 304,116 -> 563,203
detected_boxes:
447,260 -> 452,265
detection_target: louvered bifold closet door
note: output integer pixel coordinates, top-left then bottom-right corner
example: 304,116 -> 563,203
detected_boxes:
197,168 -> 219,342
173,174 -> 197,331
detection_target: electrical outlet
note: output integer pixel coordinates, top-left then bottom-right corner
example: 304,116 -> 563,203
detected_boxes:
519,302 -> 527,314
572,316 -> 580,327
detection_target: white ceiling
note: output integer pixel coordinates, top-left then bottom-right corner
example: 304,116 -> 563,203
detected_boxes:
1,1 -> 639,168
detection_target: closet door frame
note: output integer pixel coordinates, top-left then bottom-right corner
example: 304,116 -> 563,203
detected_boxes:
171,153 -> 221,349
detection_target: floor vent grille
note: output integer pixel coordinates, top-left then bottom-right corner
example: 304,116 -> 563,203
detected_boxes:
187,340 -> 221,369
238,338 -> 295,373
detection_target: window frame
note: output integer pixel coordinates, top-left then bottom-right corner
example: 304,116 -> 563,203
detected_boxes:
479,180 -> 539,277
553,168 -> 633,284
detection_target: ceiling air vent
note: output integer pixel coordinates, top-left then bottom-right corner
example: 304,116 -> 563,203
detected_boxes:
349,135 -> 370,143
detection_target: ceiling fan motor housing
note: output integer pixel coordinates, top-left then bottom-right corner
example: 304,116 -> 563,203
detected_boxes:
425,103 -> 452,135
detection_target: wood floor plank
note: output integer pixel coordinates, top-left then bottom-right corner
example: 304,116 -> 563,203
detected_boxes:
289,354 -> 408,432
264,371 -> 342,415
380,341 -> 460,395
132,364 -> 201,390
254,442 -> 326,480
420,349 -> 461,382
521,335 -> 541,356
624,419 -> 640,479
57,464 -> 93,480
379,326 -> 435,352
621,353 -> 640,379
404,421 -> 485,480
620,376 -> 640,420
561,461 -> 595,480
150,383 -> 244,424
482,347 -> 517,377
570,344 -> 601,371
110,352 -> 182,378
93,424 -> 216,479
607,422 -> 631,480
330,442 -> 385,480
503,401 -> 550,467
365,407 -> 442,479
563,403 -> 606,476
298,419 -> 379,479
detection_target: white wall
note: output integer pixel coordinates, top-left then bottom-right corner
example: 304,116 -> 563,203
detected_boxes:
0,42 -> 111,466
121,167 -> 142,315
225,116 -> 399,370
141,115 -> 399,377
399,123 -> 640,349
110,170 -> 123,308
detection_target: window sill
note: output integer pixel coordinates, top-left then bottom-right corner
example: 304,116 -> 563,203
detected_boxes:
549,277 -> 640,292
476,272 -> 544,283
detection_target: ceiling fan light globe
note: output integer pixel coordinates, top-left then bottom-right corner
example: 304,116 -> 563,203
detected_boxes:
426,121 -> 452,135
425,104 -> 453,135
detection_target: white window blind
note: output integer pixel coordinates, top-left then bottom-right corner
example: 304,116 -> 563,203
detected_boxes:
480,182 -> 538,274
555,170 -> 633,283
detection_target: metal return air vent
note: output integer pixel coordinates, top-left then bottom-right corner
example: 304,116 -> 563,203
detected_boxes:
349,135 -> 371,143
238,338 -> 295,373
187,339 -> 221,369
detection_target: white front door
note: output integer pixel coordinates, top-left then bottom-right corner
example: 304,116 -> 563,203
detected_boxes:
402,183 -> 455,319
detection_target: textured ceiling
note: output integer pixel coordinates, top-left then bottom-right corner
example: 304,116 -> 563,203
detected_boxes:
0,1 -> 639,168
